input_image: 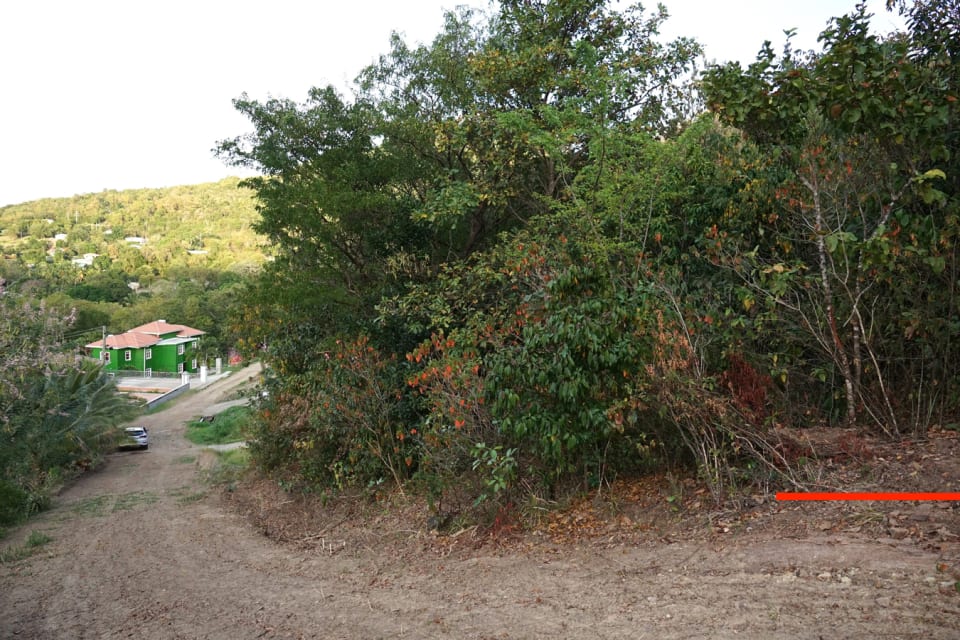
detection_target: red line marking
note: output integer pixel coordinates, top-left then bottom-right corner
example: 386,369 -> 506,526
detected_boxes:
777,492 -> 960,501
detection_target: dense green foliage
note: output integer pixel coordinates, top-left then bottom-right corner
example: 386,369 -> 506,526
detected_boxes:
0,177 -> 263,273
0,299 -> 142,527
2,1 -> 952,529
220,0 -> 958,511
701,0 -> 959,433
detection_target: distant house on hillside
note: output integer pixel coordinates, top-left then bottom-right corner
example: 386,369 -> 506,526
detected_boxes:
72,253 -> 98,267
85,320 -> 205,375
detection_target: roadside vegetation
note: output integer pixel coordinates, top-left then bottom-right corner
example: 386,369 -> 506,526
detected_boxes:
201,448 -> 252,489
0,179 -> 266,530
185,406 -> 253,445
0,300 -> 142,530
0,530 -> 53,564
220,0 -> 958,522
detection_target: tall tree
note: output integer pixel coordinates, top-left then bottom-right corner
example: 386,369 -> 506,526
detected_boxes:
217,1 -> 700,359
219,1 -> 705,495
702,1 -> 959,433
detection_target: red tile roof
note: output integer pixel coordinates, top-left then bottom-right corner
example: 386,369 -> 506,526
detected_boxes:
85,320 -> 205,350
128,320 -> 206,337
86,333 -> 159,349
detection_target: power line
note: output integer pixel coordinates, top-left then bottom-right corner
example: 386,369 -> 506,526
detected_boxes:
62,325 -> 105,340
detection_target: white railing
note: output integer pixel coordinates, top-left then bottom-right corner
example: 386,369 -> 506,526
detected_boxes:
111,369 -> 195,379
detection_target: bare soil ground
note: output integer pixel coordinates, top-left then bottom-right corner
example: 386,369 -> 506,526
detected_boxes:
2,364 -> 959,639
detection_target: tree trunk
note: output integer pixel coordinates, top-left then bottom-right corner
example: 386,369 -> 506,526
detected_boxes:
803,171 -> 857,426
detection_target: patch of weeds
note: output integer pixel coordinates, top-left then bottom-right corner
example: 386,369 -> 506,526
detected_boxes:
0,530 -> 53,564
203,447 -> 251,489
175,491 -> 207,505
849,509 -> 885,528
25,530 -> 52,548
165,485 -> 206,504
111,491 -> 159,512
185,406 -> 252,445
857,463 -> 879,482
0,545 -> 28,564
174,455 -> 197,465
663,471 -> 686,511
69,495 -> 112,518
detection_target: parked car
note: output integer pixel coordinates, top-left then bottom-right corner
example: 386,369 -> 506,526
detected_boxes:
120,426 -> 149,450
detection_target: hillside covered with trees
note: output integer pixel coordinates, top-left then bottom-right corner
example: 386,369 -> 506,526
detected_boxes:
218,0 -> 958,516
0,177 -> 267,356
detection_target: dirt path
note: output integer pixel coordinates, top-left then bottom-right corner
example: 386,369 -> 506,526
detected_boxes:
2,366 -> 959,639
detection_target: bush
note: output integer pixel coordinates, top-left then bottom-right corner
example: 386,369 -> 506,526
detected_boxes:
0,480 -> 29,527
249,336 -> 414,492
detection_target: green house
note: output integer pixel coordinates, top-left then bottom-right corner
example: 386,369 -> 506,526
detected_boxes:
86,320 -> 206,375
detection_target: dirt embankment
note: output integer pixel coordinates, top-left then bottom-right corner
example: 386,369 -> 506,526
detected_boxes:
2,365 -> 959,639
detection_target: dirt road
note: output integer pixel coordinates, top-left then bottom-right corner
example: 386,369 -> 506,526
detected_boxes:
2,364 -> 959,639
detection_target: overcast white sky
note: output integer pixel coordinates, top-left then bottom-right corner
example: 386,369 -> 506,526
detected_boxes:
0,1 -> 905,207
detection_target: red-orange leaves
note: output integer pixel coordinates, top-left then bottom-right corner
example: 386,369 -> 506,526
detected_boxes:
405,330 -> 493,446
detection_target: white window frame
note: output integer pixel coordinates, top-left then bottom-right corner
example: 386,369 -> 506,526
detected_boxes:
145,348 -> 152,360
191,359 -> 197,370
177,362 -> 184,374
103,351 -> 111,363
124,350 -> 132,362
178,344 -> 185,355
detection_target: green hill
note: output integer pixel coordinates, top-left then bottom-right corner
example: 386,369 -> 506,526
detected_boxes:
0,177 -> 267,275
0,178 -> 269,356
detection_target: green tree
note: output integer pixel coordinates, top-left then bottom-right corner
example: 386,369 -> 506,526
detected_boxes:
702,1 -> 959,433
217,0 -> 700,360
69,270 -> 131,304
219,0 -> 705,500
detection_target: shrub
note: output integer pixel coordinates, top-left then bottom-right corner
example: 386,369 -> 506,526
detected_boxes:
0,480 -> 29,527
249,336 -> 414,492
